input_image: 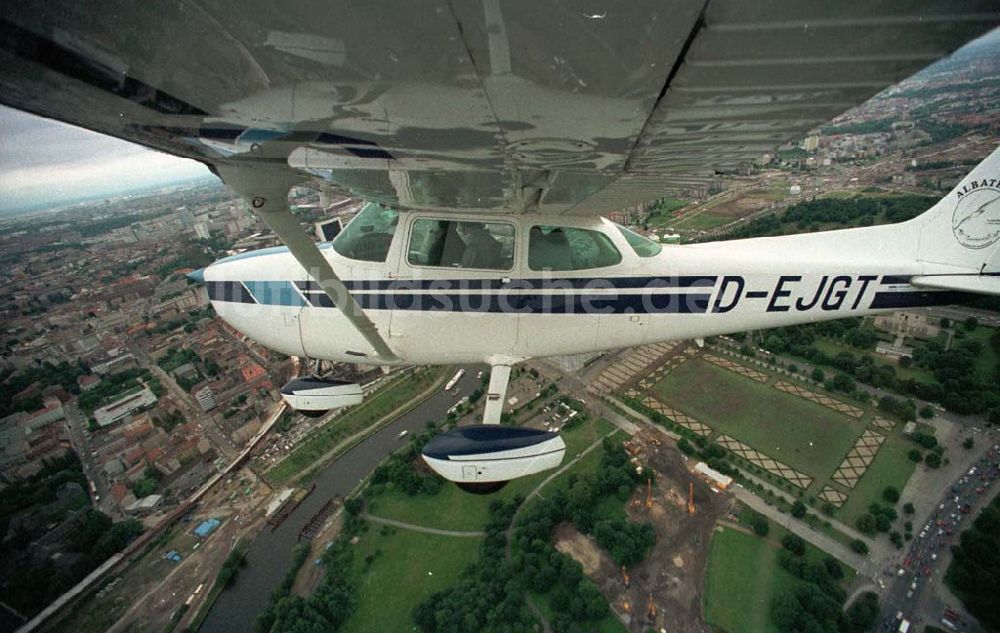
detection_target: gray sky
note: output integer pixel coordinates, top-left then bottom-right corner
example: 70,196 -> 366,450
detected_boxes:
0,105 -> 209,214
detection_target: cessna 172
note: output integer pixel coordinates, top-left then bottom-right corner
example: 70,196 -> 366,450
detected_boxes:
2,1 -> 999,491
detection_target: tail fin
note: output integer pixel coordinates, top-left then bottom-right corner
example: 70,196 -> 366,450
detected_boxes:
910,145 -> 1000,294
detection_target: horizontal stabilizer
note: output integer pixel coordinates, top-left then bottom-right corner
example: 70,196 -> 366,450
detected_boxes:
910,275 -> 1000,296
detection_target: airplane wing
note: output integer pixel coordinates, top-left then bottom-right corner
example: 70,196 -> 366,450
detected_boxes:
1,1 -> 998,216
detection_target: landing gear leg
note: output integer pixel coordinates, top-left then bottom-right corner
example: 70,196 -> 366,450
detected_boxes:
482,365 -> 511,425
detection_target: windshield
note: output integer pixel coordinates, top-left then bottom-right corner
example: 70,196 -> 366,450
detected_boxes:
331,203 -> 399,262
615,223 -> 662,257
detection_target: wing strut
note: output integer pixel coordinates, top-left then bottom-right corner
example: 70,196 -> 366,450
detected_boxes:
215,165 -> 399,364
482,365 -> 511,425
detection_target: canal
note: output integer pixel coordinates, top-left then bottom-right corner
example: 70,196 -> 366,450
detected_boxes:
199,367 -> 480,633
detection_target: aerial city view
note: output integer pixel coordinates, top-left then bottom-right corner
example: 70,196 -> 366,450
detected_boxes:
1,6 -> 999,633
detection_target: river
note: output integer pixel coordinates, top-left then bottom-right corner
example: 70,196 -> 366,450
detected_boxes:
199,367 -> 479,633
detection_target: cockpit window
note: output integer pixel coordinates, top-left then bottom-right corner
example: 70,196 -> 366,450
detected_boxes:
408,219 -> 515,270
331,203 -> 398,262
615,223 -> 662,257
528,225 -> 622,271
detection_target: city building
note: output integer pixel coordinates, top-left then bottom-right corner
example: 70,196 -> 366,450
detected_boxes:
193,385 -> 217,412
125,494 -> 164,514
875,341 -> 914,359
694,462 -> 732,490
194,222 -> 211,240
176,206 -> 195,229
93,386 -> 158,428
77,374 -> 100,391
874,311 -> 941,339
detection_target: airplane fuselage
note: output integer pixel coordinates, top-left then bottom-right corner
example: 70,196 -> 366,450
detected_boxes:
203,208 -> 966,366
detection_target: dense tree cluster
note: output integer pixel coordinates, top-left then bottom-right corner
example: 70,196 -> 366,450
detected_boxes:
769,540 -> 866,633
1,500 -> 142,617
753,515 -> 771,537
855,503 -> 897,535
0,453 -> 86,520
0,361 -> 87,417
417,440 -> 653,633
752,315 -> 1000,420
945,496 -> 1000,633
707,195 -> 934,242
413,498 -> 537,633
131,465 -> 163,498
368,429 -> 443,497
844,592 -> 881,633
216,540 -> 249,589
911,337 -> 1000,417
77,368 -> 155,414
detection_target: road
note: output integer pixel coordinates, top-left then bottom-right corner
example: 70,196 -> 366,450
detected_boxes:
876,440 -> 1000,633
731,486 -> 870,572
925,305 -> 1000,328
199,366 -> 483,633
62,401 -> 121,519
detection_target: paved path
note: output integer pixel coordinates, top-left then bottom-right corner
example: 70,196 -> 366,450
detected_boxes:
844,583 -> 878,609
553,370 -> 641,436
363,514 -> 486,538
739,470 -> 871,545
732,487 -> 870,573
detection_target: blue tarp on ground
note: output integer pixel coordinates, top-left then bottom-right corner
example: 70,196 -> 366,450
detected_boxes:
193,518 -> 221,538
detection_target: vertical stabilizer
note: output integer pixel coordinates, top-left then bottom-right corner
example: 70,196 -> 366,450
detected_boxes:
913,145 -> 1000,275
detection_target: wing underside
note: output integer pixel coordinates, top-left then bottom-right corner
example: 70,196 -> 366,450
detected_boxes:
1,1 -> 997,214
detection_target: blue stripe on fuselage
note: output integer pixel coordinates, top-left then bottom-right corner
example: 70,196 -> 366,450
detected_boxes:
242,280 -> 306,307
206,277 -> 972,314
303,292 -> 711,314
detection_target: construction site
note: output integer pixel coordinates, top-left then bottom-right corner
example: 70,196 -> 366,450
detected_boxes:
553,426 -> 730,633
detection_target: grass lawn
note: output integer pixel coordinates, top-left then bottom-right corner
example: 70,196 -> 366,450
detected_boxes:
963,326 -> 999,382
837,431 -> 916,525
704,525 -> 855,633
671,212 -> 735,231
653,359 -> 863,476
267,367 -> 447,484
704,527 -> 799,633
646,198 -> 690,228
367,418 -> 616,531
342,526 -> 483,633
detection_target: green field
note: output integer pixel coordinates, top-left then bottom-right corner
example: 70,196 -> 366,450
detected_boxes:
670,212 -> 735,231
645,198 -> 689,228
964,326 -> 999,382
653,359 -> 863,476
341,527 -> 483,633
267,367 -> 447,483
837,431 -> 916,525
368,417 -> 616,531
704,525 -> 854,633
703,528 -> 800,633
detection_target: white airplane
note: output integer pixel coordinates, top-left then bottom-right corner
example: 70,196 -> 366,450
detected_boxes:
2,1 -> 998,492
